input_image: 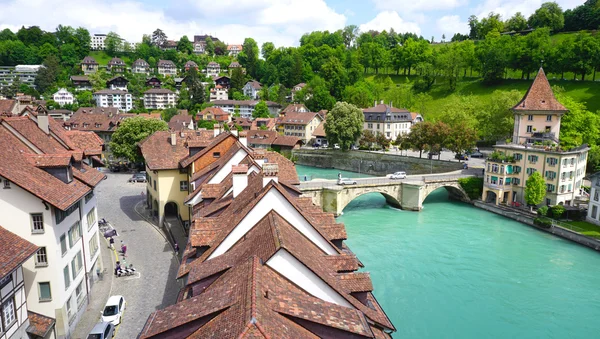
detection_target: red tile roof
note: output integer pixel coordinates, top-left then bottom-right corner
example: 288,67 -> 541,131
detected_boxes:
278,112 -> 321,125
0,226 -> 38,278
140,130 -> 215,170
513,67 -> 567,112
281,103 -> 308,114
312,121 -> 326,137
64,130 -> 104,155
0,99 -> 17,115
26,311 -> 55,338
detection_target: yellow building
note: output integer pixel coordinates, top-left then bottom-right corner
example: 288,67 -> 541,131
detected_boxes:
278,112 -> 323,144
482,68 -> 588,206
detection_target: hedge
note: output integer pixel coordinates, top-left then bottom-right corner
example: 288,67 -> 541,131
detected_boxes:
458,177 -> 484,200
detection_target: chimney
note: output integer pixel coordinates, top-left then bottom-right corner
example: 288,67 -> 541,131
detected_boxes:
232,164 -> 249,198
239,131 -> 247,147
170,132 -> 176,146
253,149 -> 266,167
262,163 -> 279,187
213,124 -> 220,137
37,110 -> 49,134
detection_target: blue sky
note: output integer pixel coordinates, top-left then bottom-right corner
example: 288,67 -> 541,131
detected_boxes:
0,0 -> 584,47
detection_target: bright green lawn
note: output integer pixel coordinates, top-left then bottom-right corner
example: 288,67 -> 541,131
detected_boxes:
564,220 -> 600,239
89,51 -> 133,66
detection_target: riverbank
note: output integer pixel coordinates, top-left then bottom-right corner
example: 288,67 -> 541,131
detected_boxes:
474,201 -> 600,252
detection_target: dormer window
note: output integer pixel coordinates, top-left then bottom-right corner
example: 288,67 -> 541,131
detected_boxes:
3,179 -> 10,189
213,152 -> 221,158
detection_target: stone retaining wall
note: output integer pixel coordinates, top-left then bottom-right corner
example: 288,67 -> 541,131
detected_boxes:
474,201 -> 600,252
293,150 -> 463,176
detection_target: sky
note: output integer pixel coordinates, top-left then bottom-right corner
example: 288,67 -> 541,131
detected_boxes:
0,0 -> 585,48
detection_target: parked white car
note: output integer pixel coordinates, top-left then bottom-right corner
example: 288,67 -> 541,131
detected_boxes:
87,321 -> 115,339
337,178 -> 357,185
101,295 -> 126,326
388,171 -> 407,179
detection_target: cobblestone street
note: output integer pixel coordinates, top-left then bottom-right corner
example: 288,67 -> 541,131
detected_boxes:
78,172 -> 182,339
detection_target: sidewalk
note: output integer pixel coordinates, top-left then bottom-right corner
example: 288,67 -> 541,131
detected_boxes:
71,239 -> 115,338
134,200 -> 186,261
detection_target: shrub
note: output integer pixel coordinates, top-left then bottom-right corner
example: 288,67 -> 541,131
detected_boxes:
534,217 -> 553,229
537,206 -> 548,216
549,205 -> 566,219
458,177 -> 484,200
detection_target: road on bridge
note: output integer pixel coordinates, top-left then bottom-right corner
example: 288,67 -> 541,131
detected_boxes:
299,169 -> 481,190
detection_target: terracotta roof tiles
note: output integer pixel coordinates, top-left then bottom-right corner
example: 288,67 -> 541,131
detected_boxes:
0,226 -> 38,277
26,311 -> 55,338
513,67 -> 567,112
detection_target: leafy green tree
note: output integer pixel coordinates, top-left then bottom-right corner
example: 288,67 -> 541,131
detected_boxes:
105,31 -> 122,56
320,56 -> 347,99
0,28 -> 16,41
151,28 -> 167,48
59,43 -> 79,68
110,117 -> 168,163
185,67 -> 205,107
445,123 -> 479,158
34,55 -> 60,94
252,101 -> 271,118
479,13 -> 505,37
161,107 -> 179,122
343,81 -> 375,108
324,102 -> 364,150
261,42 -> 275,60
38,43 -> 58,62
205,37 -> 215,56
74,27 -> 91,58
476,31 -> 509,84
359,130 -> 376,149
506,12 -> 529,31
17,26 -> 46,46
76,91 -> 94,106
406,121 -> 429,158
528,2 -> 564,31
468,15 -> 481,40
230,67 -> 246,92
342,25 -> 358,48
525,171 -> 546,210
570,33 -> 599,81
556,90 -> 600,149
239,38 -> 259,78
476,90 -> 522,142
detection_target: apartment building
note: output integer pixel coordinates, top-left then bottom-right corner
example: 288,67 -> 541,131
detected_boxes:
279,111 -> 324,144
205,61 -> 220,78
0,65 -> 43,89
157,59 -> 177,76
587,172 -> 600,225
90,34 -> 106,50
242,80 -> 262,99
211,100 -> 281,118
52,89 -> 75,107
227,44 -> 242,57
81,57 -> 98,75
106,58 -> 125,73
0,107 -> 105,339
184,61 -> 198,72
143,88 -> 176,109
70,76 -> 92,91
93,90 -> 133,112
132,59 -> 150,74
363,102 -> 423,140
106,76 -> 128,91
482,68 -> 588,206
209,85 -> 228,101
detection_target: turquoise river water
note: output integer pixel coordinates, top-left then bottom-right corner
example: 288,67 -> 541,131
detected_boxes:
296,165 -> 600,338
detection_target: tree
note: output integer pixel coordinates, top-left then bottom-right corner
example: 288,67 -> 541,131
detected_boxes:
185,67 -> 205,108
34,55 -> 60,94
176,36 -> 193,54
359,130 -> 376,149
74,27 -> 91,58
320,56 -> 347,99
468,15 -> 481,40
230,67 -> 246,92
528,2 -> 564,31
476,31 -> 509,84
0,29 -> 16,41
445,123 -> 479,158
252,101 -> 271,118
239,38 -> 259,78
525,171 -> 546,210
405,122 -> 429,158
479,13 -> 504,37
151,28 -> 168,48
161,107 -> 179,122
105,32 -> 121,56
262,42 -> 275,60
506,12 -> 529,32
76,91 -> 94,106
109,117 -> 168,163
324,102 -> 364,150
342,25 -> 358,48
204,37 -> 215,56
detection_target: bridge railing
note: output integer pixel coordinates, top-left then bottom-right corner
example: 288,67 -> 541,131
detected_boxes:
299,173 -> 477,190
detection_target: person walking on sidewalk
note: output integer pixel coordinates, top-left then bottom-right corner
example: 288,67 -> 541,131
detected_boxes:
121,241 -> 127,257
109,237 -> 115,249
174,242 -> 179,255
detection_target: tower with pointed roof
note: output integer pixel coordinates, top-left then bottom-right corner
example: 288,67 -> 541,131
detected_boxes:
482,68 -> 589,207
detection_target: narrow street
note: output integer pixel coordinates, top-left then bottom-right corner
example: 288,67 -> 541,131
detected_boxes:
90,172 -> 181,338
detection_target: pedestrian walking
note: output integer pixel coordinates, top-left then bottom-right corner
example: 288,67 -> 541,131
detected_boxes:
109,237 -> 115,249
174,242 -> 179,255
121,241 -> 127,257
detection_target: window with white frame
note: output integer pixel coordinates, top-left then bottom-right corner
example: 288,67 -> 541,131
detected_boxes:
60,234 -> 68,256
31,213 -> 44,233
526,125 -> 533,133
71,251 -> 83,279
35,247 -> 48,267
68,222 -> 81,247
86,208 -> 96,230
63,265 -> 70,290
2,297 -> 16,329
89,233 -> 99,258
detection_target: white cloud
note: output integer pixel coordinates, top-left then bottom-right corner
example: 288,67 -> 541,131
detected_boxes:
0,0 -> 346,47
372,0 -> 468,12
359,11 -> 421,35
437,15 -> 469,39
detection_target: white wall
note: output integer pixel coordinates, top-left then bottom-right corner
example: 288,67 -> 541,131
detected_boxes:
208,188 -> 337,259
266,249 -> 352,308
207,149 -> 248,184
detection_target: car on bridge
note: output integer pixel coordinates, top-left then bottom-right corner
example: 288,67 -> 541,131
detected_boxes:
388,171 -> 407,179
337,178 -> 357,185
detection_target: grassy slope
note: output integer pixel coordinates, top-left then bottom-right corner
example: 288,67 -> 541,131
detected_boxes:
89,51 -> 133,66
366,73 -> 600,121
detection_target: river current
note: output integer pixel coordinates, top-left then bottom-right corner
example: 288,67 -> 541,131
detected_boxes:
296,165 -> 600,338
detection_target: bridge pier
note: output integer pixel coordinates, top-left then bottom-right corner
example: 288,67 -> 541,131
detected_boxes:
399,183 -> 424,211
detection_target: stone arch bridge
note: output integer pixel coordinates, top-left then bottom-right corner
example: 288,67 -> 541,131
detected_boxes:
299,175 -> 473,216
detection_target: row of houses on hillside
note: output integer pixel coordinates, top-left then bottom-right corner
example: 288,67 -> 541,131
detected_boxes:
136,130 -> 396,337
0,105 -> 106,339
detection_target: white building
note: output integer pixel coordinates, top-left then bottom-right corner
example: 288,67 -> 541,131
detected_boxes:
362,102 -> 423,140
587,172 -> 600,225
242,80 -> 262,100
205,62 -> 220,78
157,59 -> 177,76
132,59 -> 150,74
0,65 -> 43,89
0,109 -> 104,339
90,34 -> 106,50
227,44 -> 242,57
143,88 -> 176,110
0,227 -> 46,339
209,85 -> 228,102
93,90 -> 133,112
211,100 -> 281,119
52,89 -> 74,107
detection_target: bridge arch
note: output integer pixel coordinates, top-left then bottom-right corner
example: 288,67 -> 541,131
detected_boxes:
339,191 -> 402,214
420,182 -> 470,206
333,184 -> 402,215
